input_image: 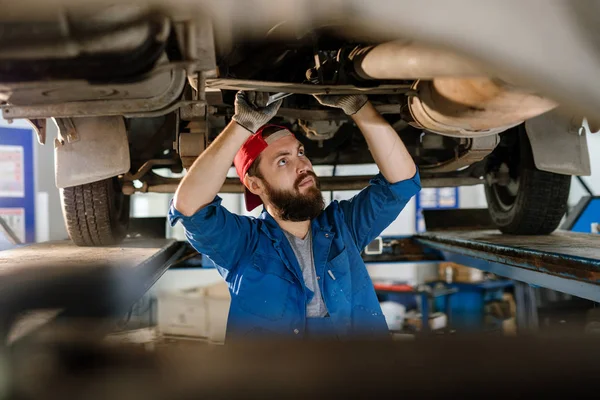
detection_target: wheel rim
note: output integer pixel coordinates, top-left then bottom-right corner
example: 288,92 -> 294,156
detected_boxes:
489,162 -> 520,211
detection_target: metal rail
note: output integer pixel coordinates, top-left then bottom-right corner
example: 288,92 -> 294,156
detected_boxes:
415,230 -> 600,302
205,78 -> 412,95
138,176 -> 484,194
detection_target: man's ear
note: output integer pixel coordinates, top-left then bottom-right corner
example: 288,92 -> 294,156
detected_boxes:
244,175 -> 264,196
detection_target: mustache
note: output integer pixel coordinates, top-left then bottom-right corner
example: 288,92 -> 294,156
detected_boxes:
294,171 -> 319,189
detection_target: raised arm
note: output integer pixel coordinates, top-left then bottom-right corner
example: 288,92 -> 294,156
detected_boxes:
314,95 -> 416,182
351,101 -> 417,182
173,91 -> 282,216
314,95 -> 420,249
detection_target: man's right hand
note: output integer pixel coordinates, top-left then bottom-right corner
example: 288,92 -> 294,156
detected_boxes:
232,91 -> 282,133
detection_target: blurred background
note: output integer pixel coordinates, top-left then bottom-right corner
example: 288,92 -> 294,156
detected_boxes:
1,1 -> 600,398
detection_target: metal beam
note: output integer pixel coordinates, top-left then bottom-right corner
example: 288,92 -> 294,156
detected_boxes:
143,176 -> 483,194
416,230 -> 600,302
440,251 -> 600,303
206,78 -> 412,95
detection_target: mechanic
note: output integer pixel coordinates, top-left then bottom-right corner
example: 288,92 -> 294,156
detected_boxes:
170,91 -> 420,340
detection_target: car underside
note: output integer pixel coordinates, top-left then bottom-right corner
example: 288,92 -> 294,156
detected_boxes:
0,2 -> 594,246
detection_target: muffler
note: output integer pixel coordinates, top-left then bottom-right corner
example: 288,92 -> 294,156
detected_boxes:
408,78 -> 557,136
351,41 -> 557,136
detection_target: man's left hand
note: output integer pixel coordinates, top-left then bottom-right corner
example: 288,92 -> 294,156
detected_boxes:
313,94 -> 368,115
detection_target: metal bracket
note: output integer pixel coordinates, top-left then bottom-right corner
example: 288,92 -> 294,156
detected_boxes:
124,159 -> 178,182
421,135 -> 499,173
179,103 -> 207,121
53,118 -> 79,145
180,70 -> 207,121
177,117 -> 207,169
25,118 -> 47,145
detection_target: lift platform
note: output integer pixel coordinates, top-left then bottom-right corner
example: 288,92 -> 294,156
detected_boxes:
0,238 -> 189,340
415,230 -> 600,302
1,215 -> 598,341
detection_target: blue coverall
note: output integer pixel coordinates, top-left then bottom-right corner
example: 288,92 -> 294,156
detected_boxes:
169,171 -> 421,340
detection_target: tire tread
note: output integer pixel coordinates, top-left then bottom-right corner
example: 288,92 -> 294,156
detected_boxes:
61,179 -> 128,246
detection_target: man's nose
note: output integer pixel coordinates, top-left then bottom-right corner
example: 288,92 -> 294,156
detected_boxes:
296,158 -> 311,174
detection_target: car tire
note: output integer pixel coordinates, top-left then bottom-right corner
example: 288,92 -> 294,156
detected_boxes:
484,125 -> 571,235
61,177 -> 130,246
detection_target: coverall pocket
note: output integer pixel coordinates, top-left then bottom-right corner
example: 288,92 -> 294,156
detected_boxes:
238,254 -> 294,321
326,249 -> 352,302
327,249 -> 372,301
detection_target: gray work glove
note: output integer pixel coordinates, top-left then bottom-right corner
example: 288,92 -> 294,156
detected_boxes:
232,91 -> 282,133
313,94 -> 368,115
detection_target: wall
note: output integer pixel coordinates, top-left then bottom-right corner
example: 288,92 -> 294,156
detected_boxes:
0,118 -> 67,243
35,121 -> 68,241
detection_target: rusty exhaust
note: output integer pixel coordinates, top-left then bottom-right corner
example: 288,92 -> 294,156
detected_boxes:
352,41 -> 557,136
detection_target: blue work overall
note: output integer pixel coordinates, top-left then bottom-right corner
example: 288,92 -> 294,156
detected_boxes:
169,171 -> 421,341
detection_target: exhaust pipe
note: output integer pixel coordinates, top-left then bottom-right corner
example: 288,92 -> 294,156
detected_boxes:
351,41 -> 490,80
351,42 -> 557,136
408,78 -> 557,136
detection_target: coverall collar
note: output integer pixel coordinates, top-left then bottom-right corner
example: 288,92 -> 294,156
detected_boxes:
258,207 -> 334,243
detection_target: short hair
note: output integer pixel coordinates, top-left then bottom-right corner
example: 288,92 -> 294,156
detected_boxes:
246,125 -> 289,179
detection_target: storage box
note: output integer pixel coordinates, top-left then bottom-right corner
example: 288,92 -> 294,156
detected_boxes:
405,311 -> 448,331
438,262 -> 485,283
157,281 -> 231,343
204,282 -> 231,343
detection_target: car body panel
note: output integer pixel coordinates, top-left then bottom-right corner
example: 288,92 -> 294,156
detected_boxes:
525,109 -> 591,176
54,116 -> 130,188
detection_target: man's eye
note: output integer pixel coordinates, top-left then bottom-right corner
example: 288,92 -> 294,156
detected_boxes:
278,158 -> 287,166
299,149 -> 305,156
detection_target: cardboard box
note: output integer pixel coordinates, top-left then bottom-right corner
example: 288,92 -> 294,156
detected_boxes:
502,317 -> 517,336
157,281 -> 231,343
405,311 -> 448,331
438,262 -> 485,283
204,283 -> 230,343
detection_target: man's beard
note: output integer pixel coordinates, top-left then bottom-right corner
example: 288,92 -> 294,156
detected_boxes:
264,171 -> 324,222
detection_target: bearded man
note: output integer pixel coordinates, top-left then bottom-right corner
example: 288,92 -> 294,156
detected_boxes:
170,91 -> 420,341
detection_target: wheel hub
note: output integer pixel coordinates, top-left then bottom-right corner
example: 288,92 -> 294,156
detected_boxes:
488,162 -> 520,211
